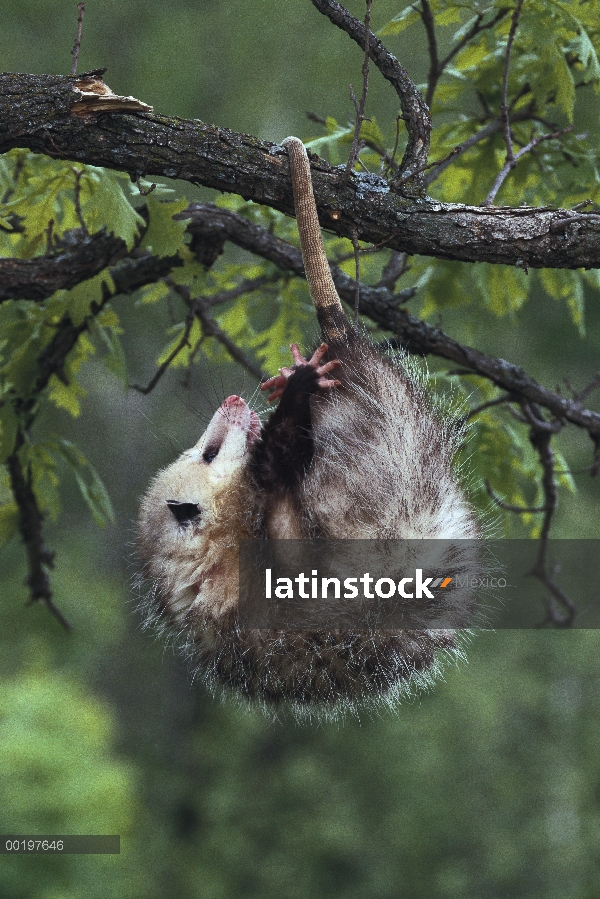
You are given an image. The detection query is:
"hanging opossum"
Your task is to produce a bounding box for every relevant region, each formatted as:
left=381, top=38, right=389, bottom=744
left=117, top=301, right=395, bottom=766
left=137, top=137, right=480, bottom=716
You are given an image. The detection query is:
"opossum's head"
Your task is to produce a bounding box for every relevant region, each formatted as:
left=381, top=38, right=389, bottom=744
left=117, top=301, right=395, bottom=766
left=138, top=396, right=261, bottom=619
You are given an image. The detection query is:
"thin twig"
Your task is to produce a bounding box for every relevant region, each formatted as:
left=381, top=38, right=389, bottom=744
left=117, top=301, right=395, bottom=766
left=484, top=126, right=573, bottom=206
left=131, top=273, right=281, bottom=393
left=465, top=393, right=514, bottom=421
left=131, top=303, right=195, bottom=395
left=166, top=279, right=264, bottom=381
left=70, top=3, right=85, bottom=76
left=440, top=9, right=510, bottom=73
left=520, top=399, right=563, bottom=433
left=484, top=480, right=546, bottom=514
left=420, top=1, right=439, bottom=110
left=425, top=104, right=536, bottom=186
left=343, top=0, right=372, bottom=184
left=136, top=176, right=156, bottom=197
left=44, top=219, right=54, bottom=257
left=500, top=0, right=525, bottom=162
left=71, top=167, right=88, bottom=233
left=572, top=371, right=600, bottom=404
left=376, top=251, right=409, bottom=291
left=181, top=335, right=205, bottom=389
left=525, top=405, right=576, bottom=626
left=307, top=110, right=397, bottom=172
left=349, top=227, right=361, bottom=324
left=381, top=115, right=402, bottom=177
left=310, top=0, right=431, bottom=191
left=206, top=274, right=281, bottom=308
left=195, top=299, right=264, bottom=381
left=422, top=3, right=511, bottom=110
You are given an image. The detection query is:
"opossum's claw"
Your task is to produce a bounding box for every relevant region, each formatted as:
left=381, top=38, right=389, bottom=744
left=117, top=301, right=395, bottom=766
left=260, top=372, right=289, bottom=402
left=261, top=343, right=341, bottom=402
left=304, top=343, right=341, bottom=389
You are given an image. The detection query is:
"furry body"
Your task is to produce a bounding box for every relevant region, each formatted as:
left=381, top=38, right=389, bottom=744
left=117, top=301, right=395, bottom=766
left=137, top=138, right=480, bottom=714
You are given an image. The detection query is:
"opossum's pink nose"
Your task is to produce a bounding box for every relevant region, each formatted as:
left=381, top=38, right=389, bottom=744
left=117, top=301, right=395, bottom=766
left=219, top=396, right=261, bottom=447
left=222, top=395, right=246, bottom=409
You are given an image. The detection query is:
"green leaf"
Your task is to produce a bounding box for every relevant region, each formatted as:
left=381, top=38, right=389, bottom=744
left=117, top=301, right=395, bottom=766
left=0, top=302, right=47, bottom=399
left=378, top=5, right=421, bottom=37
left=47, top=333, right=96, bottom=417
left=472, top=264, right=529, bottom=316
left=138, top=280, right=170, bottom=305
left=536, top=42, right=575, bottom=121
left=50, top=438, right=114, bottom=528
left=567, top=27, right=600, bottom=83
left=461, top=414, right=542, bottom=536
left=23, top=442, right=61, bottom=522
left=244, top=279, right=314, bottom=375
left=78, top=168, right=144, bottom=249
left=94, top=323, right=128, bottom=384
left=305, top=122, right=354, bottom=163
left=47, top=375, right=87, bottom=418
left=156, top=317, right=201, bottom=369
left=140, top=196, right=190, bottom=257
left=553, top=446, right=576, bottom=494
left=54, top=270, right=115, bottom=328
left=538, top=269, right=585, bottom=334
left=435, top=7, right=462, bottom=27
left=359, top=117, right=384, bottom=147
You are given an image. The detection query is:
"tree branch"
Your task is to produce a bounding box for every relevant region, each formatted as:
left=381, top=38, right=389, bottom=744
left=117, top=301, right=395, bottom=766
left=6, top=434, right=70, bottom=629
left=525, top=404, right=577, bottom=627
left=183, top=203, right=600, bottom=447
left=0, top=229, right=126, bottom=301
left=420, top=0, right=439, bottom=111
left=166, top=280, right=264, bottom=381
left=2, top=198, right=597, bottom=450
left=3, top=74, right=600, bottom=268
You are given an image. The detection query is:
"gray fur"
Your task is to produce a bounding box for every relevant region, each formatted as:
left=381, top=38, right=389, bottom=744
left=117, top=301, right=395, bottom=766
left=137, top=139, right=480, bottom=718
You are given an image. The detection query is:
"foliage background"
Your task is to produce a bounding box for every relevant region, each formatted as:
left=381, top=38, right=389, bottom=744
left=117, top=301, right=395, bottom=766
left=1, top=1, right=599, bottom=897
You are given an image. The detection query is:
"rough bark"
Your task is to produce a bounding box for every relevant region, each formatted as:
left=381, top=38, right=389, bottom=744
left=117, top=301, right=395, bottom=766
left=2, top=73, right=600, bottom=269
left=0, top=229, right=126, bottom=301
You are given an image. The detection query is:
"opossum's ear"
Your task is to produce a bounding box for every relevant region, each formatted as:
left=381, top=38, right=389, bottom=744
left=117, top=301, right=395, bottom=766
left=166, top=500, right=201, bottom=525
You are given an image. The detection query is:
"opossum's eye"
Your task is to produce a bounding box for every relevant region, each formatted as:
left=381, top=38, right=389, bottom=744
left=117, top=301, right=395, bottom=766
left=166, top=500, right=202, bottom=525
left=202, top=446, right=219, bottom=463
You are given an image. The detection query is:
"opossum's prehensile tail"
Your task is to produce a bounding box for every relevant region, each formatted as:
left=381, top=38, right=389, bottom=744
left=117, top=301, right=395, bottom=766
left=282, top=136, right=349, bottom=343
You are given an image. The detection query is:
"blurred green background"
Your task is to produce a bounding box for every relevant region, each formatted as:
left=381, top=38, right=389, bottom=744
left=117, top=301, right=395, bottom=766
left=1, top=1, right=600, bottom=897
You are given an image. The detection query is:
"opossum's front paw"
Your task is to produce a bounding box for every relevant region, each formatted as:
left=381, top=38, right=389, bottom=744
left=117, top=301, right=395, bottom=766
left=261, top=343, right=341, bottom=402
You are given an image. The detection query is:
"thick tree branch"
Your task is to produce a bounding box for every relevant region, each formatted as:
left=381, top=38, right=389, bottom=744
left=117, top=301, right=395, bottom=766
left=183, top=203, right=600, bottom=445
left=4, top=74, right=600, bottom=268
left=0, top=241, right=181, bottom=303
left=0, top=229, right=126, bottom=301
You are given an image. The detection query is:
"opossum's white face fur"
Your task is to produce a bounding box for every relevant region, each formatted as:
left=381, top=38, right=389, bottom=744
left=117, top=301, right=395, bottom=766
left=138, top=395, right=261, bottom=624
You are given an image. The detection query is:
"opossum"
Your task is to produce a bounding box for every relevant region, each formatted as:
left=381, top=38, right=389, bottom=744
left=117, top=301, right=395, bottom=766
left=137, top=137, right=480, bottom=716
